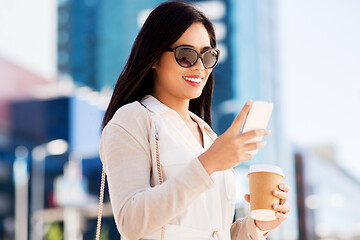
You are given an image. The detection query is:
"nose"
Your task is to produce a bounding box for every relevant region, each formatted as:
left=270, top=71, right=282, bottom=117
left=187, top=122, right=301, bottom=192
left=192, top=57, right=206, bottom=70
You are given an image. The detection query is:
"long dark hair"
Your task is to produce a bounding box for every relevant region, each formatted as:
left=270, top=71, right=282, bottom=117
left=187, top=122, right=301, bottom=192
left=102, top=1, right=217, bottom=129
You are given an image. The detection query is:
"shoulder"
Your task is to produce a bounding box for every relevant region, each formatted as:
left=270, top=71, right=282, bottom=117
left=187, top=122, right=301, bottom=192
left=105, top=101, right=151, bottom=135
left=112, top=101, right=148, bottom=122
left=100, top=101, right=152, bottom=166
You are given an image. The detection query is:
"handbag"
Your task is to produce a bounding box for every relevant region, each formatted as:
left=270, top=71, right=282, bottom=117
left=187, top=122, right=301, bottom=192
left=95, top=130, right=166, bottom=240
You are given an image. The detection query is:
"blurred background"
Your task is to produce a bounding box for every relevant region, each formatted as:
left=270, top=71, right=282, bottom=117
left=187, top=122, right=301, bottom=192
left=0, top=0, right=359, bottom=239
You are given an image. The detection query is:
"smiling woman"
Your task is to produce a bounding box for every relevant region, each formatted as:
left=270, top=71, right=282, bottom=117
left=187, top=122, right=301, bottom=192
left=99, top=1, right=289, bottom=240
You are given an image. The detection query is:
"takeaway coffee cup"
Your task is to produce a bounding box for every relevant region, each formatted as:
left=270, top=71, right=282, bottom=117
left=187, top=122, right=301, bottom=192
left=248, top=164, right=285, bottom=221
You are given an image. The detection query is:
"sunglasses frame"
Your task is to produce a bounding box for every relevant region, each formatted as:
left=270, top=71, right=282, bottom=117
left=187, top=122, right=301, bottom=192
left=165, top=45, right=220, bottom=69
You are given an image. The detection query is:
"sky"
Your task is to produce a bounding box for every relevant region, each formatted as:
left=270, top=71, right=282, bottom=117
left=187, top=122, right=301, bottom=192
left=0, top=0, right=57, bottom=80
left=276, top=0, right=360, bottom=180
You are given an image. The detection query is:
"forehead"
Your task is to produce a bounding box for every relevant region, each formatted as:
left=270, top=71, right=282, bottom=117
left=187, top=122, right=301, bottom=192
left=171, top=22, right=211, bottom=50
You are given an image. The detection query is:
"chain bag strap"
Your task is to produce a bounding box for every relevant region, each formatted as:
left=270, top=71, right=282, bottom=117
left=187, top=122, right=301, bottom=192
left=96, top=167, right=106, bottom=240
left=96, top=126, right=165, bottom=240
left=155, top=130, right=166, bottom=240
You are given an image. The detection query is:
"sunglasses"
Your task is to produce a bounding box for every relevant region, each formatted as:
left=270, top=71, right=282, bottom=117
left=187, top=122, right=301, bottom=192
left=165, top=45, right=220, bottom=69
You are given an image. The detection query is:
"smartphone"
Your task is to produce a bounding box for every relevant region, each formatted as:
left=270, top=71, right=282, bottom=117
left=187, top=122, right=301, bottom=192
left=242, top=101, right=274, bottom=155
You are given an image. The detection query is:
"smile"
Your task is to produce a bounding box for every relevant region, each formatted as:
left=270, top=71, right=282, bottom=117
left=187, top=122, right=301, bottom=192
left=183, top=76, right=202, bottom=83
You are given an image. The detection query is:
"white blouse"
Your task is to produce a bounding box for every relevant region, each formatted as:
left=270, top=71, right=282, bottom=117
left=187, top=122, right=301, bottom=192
left=100, top=95, right=268, bottom=240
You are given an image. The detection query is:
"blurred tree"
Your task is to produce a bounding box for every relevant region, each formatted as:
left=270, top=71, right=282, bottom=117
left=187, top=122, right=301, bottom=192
left=95, top=222, right=109, bottom=240
left=46, top=223, right=63, bottom=240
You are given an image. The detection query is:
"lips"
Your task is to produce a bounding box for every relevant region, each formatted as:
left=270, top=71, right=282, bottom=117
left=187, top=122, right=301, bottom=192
left=183, top=75, right=202, bottom=84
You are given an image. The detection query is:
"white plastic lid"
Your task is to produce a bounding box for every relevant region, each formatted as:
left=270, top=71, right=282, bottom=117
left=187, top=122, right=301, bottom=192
left=248, top=164, right=284, bottom=177
left=251, top=209, right=277, bottom=221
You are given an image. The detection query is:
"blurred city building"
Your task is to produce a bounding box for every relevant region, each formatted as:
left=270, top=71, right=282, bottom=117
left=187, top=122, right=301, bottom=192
left=0, top=57, right=55, bottom=131
left=295, top=149, right=360, bottom=240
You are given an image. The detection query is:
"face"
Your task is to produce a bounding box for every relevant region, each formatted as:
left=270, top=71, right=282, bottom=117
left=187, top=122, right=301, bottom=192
left=152, top=22, right=214, bottom=104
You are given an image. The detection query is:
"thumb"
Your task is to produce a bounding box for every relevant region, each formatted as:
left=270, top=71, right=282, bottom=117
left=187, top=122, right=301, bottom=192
left=228, top=100, right=252, bottom=133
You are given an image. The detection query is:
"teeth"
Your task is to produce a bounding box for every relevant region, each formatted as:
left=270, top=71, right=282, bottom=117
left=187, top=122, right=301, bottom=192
left=183, top=76, right=201, bottom=83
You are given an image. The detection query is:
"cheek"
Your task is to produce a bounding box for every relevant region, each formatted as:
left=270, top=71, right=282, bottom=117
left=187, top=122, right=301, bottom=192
left=157, top=57, right=181, bottom=75
left=205, top=69, right=213, bottom=79
left=153, top=59, right=183, bottom=87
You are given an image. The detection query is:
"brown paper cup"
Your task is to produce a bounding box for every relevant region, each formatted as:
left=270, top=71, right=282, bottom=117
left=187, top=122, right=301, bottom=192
left=248, top=164, right=284, bottom=221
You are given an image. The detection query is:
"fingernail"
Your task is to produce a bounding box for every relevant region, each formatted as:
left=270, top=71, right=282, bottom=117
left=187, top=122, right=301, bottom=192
left=246, top=100, right=252, bottom=106
left=274, top=190, right=279, bottom=195
left=273, top=204, right=280, bottom=210
left=266, top=130, right=272, bottom=134
left=279, top=184, right=284, bottom=189
left=258, top=141, right=267, bottom=148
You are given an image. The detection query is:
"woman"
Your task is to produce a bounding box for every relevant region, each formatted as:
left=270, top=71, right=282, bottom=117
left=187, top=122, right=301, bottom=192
left=100, top=1, right=290, bottom=239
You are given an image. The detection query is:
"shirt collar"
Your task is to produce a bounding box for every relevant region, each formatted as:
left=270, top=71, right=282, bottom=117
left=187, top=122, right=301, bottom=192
left=140, top=94, right=174, bottom=115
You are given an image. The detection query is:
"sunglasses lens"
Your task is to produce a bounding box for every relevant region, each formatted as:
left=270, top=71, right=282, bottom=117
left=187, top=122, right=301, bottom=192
left=203, top=49, right=218, bottom=68
left=174, top=47, right=219, bottom=68
left=176, top=48, right=197, bottom=67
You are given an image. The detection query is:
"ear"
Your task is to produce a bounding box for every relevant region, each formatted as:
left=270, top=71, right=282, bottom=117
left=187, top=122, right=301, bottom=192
left=152, top=60, right=159, bottom=69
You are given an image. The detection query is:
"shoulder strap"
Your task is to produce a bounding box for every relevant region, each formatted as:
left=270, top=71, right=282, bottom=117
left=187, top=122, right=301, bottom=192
left=155, top=134, right=166, bottom=240
left=142, top=101, right=166, bottom=239
left=95, top=167, right=106, bottom=240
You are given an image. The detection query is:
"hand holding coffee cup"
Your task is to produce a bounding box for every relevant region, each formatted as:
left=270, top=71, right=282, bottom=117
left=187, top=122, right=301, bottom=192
left=247, top=164, right=289, bottom=224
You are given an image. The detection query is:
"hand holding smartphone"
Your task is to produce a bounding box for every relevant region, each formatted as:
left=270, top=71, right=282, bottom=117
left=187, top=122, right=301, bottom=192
left=242, top=101, right=274, bottom=155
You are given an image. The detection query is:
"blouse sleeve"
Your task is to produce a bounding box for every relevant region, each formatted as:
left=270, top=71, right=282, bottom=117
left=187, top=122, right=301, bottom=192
left=230, top=216, right=270, bottom=240
left=100, top=117, right=215, bottom=239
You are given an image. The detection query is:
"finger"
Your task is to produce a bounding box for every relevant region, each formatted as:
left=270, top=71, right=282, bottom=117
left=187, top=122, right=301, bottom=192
left=239, top=129, right=271, bottom=142
left=228, top=100, right=252, bottom=133
left=273, top=204, right=290, bottom=214
left=278, top=183, right=290, bottom=192
left=244, top=194, right=250, bottom=203
left=237, top=153, right=253, bottom=162
left=275, top=212, right=288, bottom=222
left=273, top=190, right=288, bottom=202
left=237, top=141, right=267, bottom=153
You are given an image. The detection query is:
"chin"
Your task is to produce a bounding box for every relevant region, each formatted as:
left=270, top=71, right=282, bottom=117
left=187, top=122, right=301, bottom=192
left=187, top=91, right=203, bottom=100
